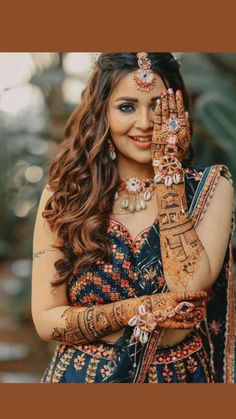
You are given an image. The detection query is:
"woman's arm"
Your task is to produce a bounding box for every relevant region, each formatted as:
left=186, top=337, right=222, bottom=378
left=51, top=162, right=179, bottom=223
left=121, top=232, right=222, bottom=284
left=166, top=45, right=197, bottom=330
left=156, top=176, right=233, bottom=292
left=32, top=186, right=206, bottom=346
left=152, top=89, right=234, bottom=293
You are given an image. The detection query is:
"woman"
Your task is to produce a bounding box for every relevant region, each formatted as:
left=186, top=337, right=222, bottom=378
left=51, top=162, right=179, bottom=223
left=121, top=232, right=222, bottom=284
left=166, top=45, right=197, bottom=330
left=32, top=52, right=235, bottom=383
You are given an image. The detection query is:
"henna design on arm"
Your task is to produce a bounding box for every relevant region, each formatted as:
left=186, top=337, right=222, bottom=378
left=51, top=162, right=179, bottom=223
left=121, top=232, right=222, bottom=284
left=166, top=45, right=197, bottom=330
left=156, top=182, right=204, bottom=289
left=152, top=89, right=205, bottom=290
left=50, top=291, right=206, bottom=345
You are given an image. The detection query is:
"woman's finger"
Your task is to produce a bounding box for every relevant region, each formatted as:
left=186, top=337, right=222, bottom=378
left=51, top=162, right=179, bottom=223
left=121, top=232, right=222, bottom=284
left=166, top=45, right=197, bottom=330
left=167, top=88, right=177, bottom=118
left=153, top=98, right=162, bottom=132
left=175, top=309, right=205, bottom=322
left=160, top=319, right=196, bottom=329
left=176, top=90, right=185, bottom=119
left=176, top=290, right=207, bottom=302
left=161, top=90, right=169, bottom=123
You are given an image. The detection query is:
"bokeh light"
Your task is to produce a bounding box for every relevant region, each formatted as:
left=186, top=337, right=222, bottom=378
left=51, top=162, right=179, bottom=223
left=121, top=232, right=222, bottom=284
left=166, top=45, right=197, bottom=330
left=63, top=52, right=92, bottom=76
left=24, top=165, right=43, bottom=183
left=0, top=84, right=44, bottom=115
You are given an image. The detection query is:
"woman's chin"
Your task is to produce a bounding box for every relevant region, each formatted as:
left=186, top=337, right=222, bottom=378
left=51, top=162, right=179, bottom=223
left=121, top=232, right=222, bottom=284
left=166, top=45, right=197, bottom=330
left=125, top=152, right=152, bottom=165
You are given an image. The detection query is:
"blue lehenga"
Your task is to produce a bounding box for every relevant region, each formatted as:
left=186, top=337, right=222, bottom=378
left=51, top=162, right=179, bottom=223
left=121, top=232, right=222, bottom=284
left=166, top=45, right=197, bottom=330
left=41, top=165, right=235, bottom=383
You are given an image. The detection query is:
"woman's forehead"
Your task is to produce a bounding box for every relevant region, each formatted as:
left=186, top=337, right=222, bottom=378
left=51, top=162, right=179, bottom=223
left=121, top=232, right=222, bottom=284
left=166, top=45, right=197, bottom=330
left=109, top=71, right=166, bottom=101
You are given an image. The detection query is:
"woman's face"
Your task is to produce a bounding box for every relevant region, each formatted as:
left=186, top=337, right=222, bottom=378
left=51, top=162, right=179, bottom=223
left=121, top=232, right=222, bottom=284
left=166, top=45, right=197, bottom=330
left=107, top=71, right=166, bottom=166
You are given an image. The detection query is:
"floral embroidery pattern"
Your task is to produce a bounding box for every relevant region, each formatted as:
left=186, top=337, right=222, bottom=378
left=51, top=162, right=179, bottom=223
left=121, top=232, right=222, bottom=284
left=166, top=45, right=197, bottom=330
left=147, top=365, right=158, bottom=383
left=100, top=363, right=115, bottom=380
left=162, top=364, right=174, bottom=383
left=85, top=357, right=100, bottom=383
left=52, top=347, right=76, bottom=383
left=186, top=356, right=198, bottom=374
left=74, top=352, right=86, bottom=371
left=174, top=360, right=187, bottom=382
left=209, top=320, right=223, bottom=335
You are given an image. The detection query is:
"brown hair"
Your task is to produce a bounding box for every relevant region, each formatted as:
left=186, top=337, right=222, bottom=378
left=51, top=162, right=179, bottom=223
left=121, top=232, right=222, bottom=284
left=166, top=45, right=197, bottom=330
left=43, top=52, right=192, bottom=286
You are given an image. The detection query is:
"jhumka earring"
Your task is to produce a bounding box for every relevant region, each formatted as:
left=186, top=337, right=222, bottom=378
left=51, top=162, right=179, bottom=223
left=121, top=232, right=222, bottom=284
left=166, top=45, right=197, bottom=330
left=107, top=138, right=117, bottom=160
left=133, top=52, right=157, bottom=92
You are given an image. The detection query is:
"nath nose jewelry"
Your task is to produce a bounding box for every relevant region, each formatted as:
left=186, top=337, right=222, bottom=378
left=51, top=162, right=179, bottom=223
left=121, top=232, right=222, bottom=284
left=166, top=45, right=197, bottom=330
left=133, top=52, right=157, bottom=92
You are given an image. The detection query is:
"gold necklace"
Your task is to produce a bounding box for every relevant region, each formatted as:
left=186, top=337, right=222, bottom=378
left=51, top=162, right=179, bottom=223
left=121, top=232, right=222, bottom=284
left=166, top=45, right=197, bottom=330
left=114, top=177, right=155, bottom=213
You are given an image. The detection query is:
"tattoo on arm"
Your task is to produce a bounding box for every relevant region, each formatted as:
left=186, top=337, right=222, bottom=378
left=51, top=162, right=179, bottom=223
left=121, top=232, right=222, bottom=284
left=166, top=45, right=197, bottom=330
left=33, top=250, right=46, bottom=260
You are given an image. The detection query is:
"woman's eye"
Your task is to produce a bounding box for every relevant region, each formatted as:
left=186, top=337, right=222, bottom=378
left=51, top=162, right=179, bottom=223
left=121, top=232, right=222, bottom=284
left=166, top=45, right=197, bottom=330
left=118, top=103, right=156, bottom=112
left=118, top=104, right=135, bottom=112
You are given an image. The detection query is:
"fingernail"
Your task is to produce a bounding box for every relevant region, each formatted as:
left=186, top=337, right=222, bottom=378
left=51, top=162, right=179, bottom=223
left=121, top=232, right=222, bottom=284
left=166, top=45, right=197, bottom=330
left=168, top=88, right=173, bottom=94
left=176, top=90, right=182, bottom=95
left=156, top=99, right=161, bottom=105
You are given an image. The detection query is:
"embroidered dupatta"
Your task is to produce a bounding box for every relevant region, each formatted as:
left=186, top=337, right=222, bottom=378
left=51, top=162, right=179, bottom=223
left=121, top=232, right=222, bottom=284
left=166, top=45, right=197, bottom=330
left=105, top=164, right=235, bottom=383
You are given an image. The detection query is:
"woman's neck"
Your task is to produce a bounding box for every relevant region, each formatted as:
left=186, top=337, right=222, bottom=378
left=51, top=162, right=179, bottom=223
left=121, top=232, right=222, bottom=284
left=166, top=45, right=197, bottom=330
left=116, top=156, right=154, bottom=180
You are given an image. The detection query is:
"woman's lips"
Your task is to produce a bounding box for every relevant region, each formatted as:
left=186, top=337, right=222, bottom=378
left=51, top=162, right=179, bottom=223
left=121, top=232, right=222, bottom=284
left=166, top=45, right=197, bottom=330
left=128, top=135, right=152, bottom=149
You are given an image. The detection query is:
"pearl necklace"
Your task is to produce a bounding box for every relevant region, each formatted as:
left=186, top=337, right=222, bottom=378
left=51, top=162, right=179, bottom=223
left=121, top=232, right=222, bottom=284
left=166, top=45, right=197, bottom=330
left=114, top=177, right=155, bottom=213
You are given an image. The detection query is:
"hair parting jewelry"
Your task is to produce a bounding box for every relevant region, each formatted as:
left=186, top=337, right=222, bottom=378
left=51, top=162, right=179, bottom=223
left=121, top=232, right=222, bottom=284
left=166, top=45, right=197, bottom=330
left=133, top=52, right=157, bottom=92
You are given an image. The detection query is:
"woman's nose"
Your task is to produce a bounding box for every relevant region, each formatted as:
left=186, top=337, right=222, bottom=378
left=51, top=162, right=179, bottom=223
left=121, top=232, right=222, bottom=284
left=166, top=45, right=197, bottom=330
left=135, top=109, right=153, bottom=131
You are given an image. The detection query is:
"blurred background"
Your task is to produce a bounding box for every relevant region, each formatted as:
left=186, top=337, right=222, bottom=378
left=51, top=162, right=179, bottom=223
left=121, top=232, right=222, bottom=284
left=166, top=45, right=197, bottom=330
left=0, top=52, right=235, bottom=383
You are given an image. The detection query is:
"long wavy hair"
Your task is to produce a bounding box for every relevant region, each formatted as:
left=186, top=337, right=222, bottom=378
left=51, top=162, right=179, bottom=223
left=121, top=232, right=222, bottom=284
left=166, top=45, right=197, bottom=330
left=43, top=52, right=192, bottom=286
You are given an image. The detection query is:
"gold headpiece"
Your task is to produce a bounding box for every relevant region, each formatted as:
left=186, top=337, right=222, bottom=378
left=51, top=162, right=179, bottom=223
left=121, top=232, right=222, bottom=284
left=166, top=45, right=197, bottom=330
left=133, top=52, right=157, bottom=92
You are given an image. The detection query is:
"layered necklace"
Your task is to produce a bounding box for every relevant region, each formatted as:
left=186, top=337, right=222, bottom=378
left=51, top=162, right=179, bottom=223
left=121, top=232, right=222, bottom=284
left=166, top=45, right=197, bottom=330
left=114, top=177, right=155, bottom=213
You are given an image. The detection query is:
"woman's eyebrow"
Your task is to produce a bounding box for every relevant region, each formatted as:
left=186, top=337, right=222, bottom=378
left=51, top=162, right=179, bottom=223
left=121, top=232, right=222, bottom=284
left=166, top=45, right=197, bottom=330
left=115, top=96, right=161, bottom=102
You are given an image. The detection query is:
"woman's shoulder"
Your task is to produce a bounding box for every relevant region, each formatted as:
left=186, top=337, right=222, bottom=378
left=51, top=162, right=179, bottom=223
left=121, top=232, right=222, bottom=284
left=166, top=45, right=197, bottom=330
left=184, top=164, right=234, bottom=225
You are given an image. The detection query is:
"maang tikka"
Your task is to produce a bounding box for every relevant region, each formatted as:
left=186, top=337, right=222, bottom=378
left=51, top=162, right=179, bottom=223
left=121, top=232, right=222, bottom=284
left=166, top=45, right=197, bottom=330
left=133, top=52, right=157, bottom=92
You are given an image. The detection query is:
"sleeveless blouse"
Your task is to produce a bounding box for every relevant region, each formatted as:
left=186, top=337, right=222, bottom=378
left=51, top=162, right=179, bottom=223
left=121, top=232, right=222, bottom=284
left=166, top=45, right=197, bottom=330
left=41, top=165, right=235, bottom=383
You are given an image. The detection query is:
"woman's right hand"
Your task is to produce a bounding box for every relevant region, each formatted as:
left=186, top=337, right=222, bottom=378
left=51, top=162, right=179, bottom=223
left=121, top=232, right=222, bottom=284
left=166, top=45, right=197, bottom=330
left=150, top=290, right=207, bottom=329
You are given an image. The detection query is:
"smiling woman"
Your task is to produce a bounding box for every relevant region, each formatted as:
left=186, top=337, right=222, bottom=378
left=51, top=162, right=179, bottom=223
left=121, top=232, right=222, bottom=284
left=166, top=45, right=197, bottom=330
left=107, top=75, right=163, bottom=163
left=31, top=52, right=235, bottom=383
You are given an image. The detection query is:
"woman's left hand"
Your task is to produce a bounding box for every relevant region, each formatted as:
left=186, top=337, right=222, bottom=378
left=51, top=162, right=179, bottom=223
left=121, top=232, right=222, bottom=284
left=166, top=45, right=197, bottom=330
left=152, top=88, right=191, bottom=163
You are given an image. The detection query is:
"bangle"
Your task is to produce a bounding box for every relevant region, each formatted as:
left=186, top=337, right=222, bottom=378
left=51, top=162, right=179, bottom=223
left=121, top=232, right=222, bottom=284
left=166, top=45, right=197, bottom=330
left=128, top=302, right=195, bottom=344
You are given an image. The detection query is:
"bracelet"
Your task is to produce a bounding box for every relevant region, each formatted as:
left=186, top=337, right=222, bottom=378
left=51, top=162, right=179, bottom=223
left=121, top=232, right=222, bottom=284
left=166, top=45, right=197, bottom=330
left=128, top=302, right=195, bottom=344
left=153, top=155, right=184, bottom=187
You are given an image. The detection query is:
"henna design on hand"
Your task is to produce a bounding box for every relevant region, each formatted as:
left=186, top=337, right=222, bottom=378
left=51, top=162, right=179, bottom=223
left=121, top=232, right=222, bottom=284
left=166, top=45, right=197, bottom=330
left=150, top=291, right=206, bottom=329
left=152, top=89, right=190, bottom=164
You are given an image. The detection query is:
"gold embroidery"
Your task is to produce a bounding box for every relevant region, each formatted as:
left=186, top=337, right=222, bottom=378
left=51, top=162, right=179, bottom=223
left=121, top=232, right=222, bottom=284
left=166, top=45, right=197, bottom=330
left=52, top=347, right=76, bottom=383
left=174, top=360, right=187, bottom=382
left=186, top=355, right=198, bottom=374
left=85, top=357, right=100, bottom=383
left=74, top=352, right=86, bottom=371
left=147, top=365, right=158, bottom=383
left=41, top=345, right=61, bottom=383
left=100, top=362, right=115, bottom=380
left=196, top=348, right=214, bottom=383
left=162, top=364, right=174, bottom=383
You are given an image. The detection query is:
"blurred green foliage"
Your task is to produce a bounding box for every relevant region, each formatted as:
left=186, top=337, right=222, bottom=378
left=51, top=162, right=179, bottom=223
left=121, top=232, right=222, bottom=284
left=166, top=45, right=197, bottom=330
left=180, top=53, right=236, bottom=179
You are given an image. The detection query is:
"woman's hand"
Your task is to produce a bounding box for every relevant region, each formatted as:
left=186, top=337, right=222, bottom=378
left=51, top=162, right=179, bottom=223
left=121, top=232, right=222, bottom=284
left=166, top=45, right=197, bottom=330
left=128, top=290, right=207, bottom=343
left=152, top=88, right=190, bottom=163
left=150, top=290, right=206, bottom=329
